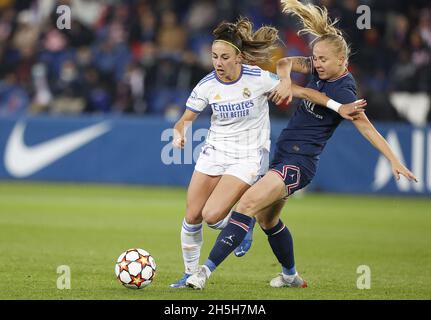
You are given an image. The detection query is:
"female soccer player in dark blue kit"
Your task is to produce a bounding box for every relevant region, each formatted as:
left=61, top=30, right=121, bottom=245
left=185, top=0, right=418, bottom=289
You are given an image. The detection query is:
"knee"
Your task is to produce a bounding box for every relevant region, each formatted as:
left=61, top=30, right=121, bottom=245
left=256, top=214, right=279, bottom=230
left=185, top=205, right=203, bottom=225
left=236, top=193, right=260, bottom=215
left=201, top=206, right=224, bottom=227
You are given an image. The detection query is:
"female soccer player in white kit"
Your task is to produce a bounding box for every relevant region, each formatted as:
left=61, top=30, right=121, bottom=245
left=170, top=18, right=365, bottom=288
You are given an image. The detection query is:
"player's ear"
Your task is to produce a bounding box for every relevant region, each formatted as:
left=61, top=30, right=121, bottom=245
left=236, top=52, right=243, bottom=64
left=338, top=55, right=345, bottom=67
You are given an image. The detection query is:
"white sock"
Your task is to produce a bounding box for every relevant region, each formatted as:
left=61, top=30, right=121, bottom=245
left=202, top=265, right=211, bottom=279
left=282, top=272, right=298, bottom=282
left=181, top=219, right=203, bottom=274
left=207, top=211, right=232, bottom=230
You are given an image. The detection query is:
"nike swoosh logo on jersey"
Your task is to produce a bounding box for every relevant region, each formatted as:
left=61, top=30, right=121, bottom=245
left=4, top=121, right=112, bottom=178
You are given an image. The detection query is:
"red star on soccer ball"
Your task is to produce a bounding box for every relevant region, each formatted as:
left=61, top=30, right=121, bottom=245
left=130, top=274, right=145, bottom=288
left=138, top=255, right=148, bottom=266
left=118, top=257, right=129, bottom=273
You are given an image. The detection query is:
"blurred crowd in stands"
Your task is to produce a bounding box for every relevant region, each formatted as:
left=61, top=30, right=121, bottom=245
left=0, top=0, right=430, bottom=123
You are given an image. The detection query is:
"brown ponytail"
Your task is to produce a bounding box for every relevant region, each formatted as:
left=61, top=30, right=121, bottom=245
left=213, top=17, right=280, bottom=65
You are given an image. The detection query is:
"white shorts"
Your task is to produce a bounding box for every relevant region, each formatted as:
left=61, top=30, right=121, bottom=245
left=194, top=144, right=269, bottom=185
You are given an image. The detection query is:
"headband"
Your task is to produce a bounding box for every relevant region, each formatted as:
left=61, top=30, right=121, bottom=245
left=214, top=39, right=242, bottom=53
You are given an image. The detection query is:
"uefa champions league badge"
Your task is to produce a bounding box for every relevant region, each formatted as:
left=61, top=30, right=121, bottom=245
left=269, top=72, right=280, bottom=80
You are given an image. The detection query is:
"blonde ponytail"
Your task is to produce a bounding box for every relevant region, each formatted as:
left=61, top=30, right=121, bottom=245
left=280, top=0, right=350, bottom=63
left=281, top=0, right=342, bottom=37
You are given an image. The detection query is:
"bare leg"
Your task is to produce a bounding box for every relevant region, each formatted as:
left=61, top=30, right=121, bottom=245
left=180, top=171, right=221, bottom=276
left=201, top=174, right=251, bottom=225
left=255, top=199, right=287, bottom=230
left=236, top=171, right=286, bottom=217
left=185, top=170, right=221, bottom=224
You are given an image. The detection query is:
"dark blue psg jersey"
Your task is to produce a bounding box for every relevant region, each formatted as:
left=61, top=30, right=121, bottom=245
left=275, top=66, right=357, bottom=159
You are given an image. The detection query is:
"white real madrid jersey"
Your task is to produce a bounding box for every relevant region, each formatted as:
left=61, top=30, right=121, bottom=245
left=185, top=64, right=280, bottom=157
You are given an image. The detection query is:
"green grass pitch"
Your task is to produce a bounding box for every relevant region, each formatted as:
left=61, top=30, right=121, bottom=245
left=0, top=181, right=430, bottom=300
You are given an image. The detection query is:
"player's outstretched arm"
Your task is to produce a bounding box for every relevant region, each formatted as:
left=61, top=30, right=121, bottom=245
left=291, top=84, right=367, bottom=120
left=352, top=112, right=418, bottom=182
left=172, top=109, right=199, bottom=149
left=270, top=57, right=366, bottom=120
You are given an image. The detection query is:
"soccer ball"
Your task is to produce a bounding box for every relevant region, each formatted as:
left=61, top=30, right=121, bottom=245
left=114, top=248, right=156, bottom=289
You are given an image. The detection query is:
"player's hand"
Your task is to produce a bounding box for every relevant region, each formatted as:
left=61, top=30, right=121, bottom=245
left=269, top=78, right=293, bottom=105
left=339, top=99, right=367, bottom=121
left=391, top=161, right=418, bottom=183
left=172, top=130, right=186, bottom=149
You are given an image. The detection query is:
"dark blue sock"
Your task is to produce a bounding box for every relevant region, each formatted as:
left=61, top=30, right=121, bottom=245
left=262, top=219, right=296, bottom=275
left=205, top=211, right=253, bottom=271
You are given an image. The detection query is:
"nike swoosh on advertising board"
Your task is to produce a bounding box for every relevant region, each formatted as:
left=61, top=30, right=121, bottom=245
left=4, top=121, right=112, bottom=178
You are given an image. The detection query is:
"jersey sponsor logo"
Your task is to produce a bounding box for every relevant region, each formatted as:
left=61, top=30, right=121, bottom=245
left=4, top=121, right=111, bottom=178
left=303, top=100, right=323, bottom=120
left=211, top=100, right=255, bottom=119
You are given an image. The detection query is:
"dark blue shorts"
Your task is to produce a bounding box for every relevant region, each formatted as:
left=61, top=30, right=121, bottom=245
left=269, top=154, right=317, bottom=198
